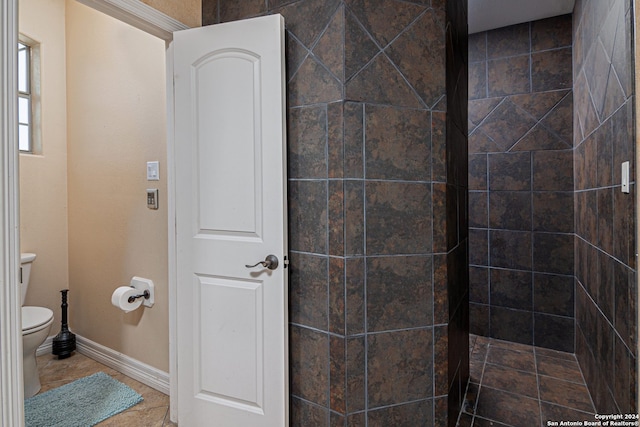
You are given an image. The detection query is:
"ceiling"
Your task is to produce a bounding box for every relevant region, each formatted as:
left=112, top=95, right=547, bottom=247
left=468, top=0, right=576, bottom=34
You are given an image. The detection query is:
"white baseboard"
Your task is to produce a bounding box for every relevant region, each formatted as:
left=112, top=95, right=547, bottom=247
left=37, top=334, right=169, bottom=395
left=36, top=336, right=53, bottom=356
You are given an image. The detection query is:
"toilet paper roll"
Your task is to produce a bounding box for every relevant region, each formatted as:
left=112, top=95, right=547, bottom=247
left=111, top=286, right=143, bottom=313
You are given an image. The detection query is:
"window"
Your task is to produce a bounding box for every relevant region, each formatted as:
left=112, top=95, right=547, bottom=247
left=17, top=38, right=40, bottom=154
left=18, top=42, right=31, bottom=152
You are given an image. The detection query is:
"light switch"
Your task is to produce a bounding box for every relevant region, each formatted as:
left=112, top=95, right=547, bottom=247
left=147, top=161, right=159, bottom=181
left=622, top=161, right=630, bottom=194
left=147, top=189, right=159, bottom=209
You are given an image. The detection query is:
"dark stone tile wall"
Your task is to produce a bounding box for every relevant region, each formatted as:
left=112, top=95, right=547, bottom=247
left=573, top=0, right=637, bottom=414
left=468, top=15, right=576, bottom=351
left=206, top=1, right=468, bottom=426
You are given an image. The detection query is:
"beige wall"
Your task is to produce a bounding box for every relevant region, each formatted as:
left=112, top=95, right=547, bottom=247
left=20, top=0, right=171, bottom=372
left=65, top=0, right=169, bottom=371
left=140, top=0, right=201, bottom=27
left=19, top=0, right=196, bottom=375
left=19, top=0, right=69, bottom=329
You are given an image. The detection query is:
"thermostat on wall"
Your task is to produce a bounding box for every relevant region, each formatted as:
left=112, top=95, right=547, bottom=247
left=147, top=189, right=159, bottom=210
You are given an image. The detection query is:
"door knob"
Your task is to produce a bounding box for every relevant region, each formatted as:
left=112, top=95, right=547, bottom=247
left=245, top=254, right=279, bottom=270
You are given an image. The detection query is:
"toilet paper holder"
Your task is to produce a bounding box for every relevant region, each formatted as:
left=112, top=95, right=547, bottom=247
left=129, top=277, right=155, bottom=308
left=128, top=289, right=150, bottom=304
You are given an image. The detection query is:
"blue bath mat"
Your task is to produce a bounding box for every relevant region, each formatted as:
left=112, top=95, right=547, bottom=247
left=24, top=371, right=143, bottom=427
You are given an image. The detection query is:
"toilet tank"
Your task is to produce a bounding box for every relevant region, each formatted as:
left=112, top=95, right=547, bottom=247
left=20, top=253, right=36, bottom=306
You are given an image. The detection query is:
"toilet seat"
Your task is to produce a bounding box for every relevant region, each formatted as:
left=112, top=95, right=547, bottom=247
left=22, top=306, right=54, bottom=334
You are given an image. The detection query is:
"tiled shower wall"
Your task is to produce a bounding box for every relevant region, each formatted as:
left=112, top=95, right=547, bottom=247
left=573, top=0, right=637, bottom=413
left=205, top=0, right=468, bottom=425
left=468, top=15, right=576, bottom=351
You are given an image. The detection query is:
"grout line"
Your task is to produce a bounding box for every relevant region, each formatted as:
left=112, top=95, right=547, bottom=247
left=486, top=153, right=492, bottom=336
left=536, top=371, right=592, bottom=386
left=484, top=32, right=489, bottom=98
left=483, top=360, right=537, bottom=376
left=537, top=398, right=596, bottom=415
left=472, top=414, right=515, bottom=427
left=477, top=383, right=541, bottom=403
left=574, top=328, right=599, bottom=413
left=467, top=263, right=575, bottom=278
left=533, top=345, right=545, bottom=425
left=527, top=22, right=533, bottom=94
left=362, top=103, right=368, bottom=427
left=475, top=338, right=491, bottom=409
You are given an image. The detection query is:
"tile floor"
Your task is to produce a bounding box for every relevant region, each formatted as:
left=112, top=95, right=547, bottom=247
left=458, top=335, right=596, bottom=427
left=35, top=352, right=176, bottom=426
left=33, top=338, right=597, bottom=427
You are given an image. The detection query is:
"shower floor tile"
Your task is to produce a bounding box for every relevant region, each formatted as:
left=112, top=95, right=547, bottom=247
left=459, top=335, right=596, bottom=427
left=36, top=352, right=177, bottom=426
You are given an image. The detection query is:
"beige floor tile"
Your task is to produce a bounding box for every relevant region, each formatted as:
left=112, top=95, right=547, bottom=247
left=95, top=406, right=167, bottom=427
left=35, top=351, right=174, bottom=426
left=111, top=372, right=170, bottom=410
left=163, top=410, right=179, bottom=427
left=37, top=353, right=120, bottom=384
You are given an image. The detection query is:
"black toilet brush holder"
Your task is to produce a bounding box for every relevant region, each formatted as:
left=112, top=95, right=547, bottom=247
left=52, top=289, right=76, bottom=359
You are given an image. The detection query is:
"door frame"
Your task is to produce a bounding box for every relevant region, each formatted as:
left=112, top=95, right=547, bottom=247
left=0, top=1, right=23, bottom=424
left=0, top=1, right=187, bottom=424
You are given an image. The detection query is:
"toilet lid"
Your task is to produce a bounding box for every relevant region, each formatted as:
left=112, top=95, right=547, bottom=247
left=22, top=306, right=54, bottom=333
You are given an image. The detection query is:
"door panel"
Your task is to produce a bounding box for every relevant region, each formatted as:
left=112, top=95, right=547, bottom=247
left=194, top=51, right=262, bottom=236
left=196, top=275, right=263, bottom=409
left=173, top=14, right=288, bottom=427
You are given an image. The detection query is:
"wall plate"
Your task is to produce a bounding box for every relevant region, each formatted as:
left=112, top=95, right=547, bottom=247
left=147, top=161, right=159, bottom=181
left=130, top=276, right=154, bottom=308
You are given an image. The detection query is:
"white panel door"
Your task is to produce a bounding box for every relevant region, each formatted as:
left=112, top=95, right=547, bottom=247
left=173, top=15, right=288, bottom=427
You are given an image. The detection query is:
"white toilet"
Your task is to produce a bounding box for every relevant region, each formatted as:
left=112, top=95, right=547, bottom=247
left=20, top=253, right=54, bottom=398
